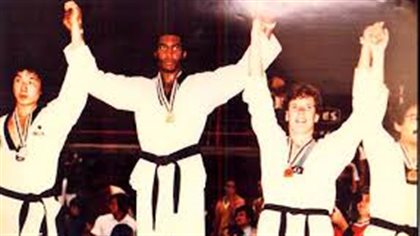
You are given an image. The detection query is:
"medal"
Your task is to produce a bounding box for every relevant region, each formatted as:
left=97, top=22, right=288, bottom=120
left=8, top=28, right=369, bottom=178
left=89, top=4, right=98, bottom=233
left=406, top=169, right=417, bottom=184
left=157, top=73, right=180, bottom=124
left=283, top=167, right=294, bottom=177
left=13, top=111, right=32, bottom=162
left=16, top=145, right=27, bottom=162
left=166, top=112, right=175, bottom=123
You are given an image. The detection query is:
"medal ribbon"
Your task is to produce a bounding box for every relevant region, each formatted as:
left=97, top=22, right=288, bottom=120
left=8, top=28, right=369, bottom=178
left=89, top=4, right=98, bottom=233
left=400, top=144, right=417, bottom=170
left=13, top=111, right=32, bottom=150
left=157, top=72, right=180, bottom=114
left=287, top=138, right=315, bottom=167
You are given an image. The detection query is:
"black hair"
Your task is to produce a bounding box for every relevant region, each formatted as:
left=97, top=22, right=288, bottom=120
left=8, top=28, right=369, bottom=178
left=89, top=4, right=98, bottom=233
left=110, top=224, right=134, bottom=236
left=234, top=205, right=255, bottom=223
left=109, top=193, right=130, bottom=215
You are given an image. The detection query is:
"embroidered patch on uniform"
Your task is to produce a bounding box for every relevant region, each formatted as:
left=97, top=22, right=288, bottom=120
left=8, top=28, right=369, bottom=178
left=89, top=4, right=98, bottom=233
left=33, top=125, right=45, bottom=136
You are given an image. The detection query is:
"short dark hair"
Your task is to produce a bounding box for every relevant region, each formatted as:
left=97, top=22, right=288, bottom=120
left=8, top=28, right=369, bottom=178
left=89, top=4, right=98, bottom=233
left=109, top=193, right=130, bottom=215
left=13, top=67, right=43, bottom=84
left=234, top=205, right=254, bottom=221
left=285, top=83, right=323, bottom=113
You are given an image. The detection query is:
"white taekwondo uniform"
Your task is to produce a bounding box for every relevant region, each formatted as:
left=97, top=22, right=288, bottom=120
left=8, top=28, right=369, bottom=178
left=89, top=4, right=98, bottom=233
left=242, top=67, right=388, bottom=236
left=0, top=46, right=89, bottom=235
left=363, top=111, right=417, bottom=236
left=65, top=33, right=281, bottom=235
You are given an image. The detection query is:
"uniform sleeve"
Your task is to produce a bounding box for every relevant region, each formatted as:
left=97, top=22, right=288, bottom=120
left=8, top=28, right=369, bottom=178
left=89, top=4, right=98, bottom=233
left=242, top=75, right=288, bottom=184
left=90, top=216, right=102, bottom=236
left=198, top=34, right=282, bottom=113
left=320, top=67, right=389, bottom=178
left=64, top=44, right=147, bottom=112
left=35, top=45, right=89, bottom=144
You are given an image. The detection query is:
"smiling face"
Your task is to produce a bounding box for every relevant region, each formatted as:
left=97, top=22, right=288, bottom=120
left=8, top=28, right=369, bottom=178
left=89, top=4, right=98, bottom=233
left=154, top=34, right=187, bottom=74
left=12, top=69, right=42, bottom=107
left=286, top=96, right=319, bottom=136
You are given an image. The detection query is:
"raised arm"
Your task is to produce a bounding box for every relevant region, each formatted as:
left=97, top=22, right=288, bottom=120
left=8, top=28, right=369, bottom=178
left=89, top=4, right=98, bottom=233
left=360, top=22, right=397, bottom=163
left=196, top=18, right=282, bottom=113
left=63, top=1, right=145, bottom=112
left=242, top=19, right=288, bottom=187
left=320, top=22, right=389, bottom=178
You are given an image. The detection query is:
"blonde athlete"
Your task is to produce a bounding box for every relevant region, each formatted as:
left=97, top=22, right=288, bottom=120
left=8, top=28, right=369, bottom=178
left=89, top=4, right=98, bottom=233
left=242, top=22, right=388, bottom=236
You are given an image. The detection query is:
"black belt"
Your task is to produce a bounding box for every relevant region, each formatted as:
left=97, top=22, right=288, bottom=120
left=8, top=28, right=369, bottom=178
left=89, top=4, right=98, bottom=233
left=139, top=144, right=200, bottom=230
left=370, top=217, right=418, bottom=236
left=0, top=186, right=56, bottom=236
left=263, top=203, right=330, bottom=236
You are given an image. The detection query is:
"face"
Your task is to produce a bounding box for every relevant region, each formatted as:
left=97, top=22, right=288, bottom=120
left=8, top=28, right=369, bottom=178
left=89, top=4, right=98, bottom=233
left=69, top=205, right=80, bottom=217
left=395, top=105, right=418, bottom=145
left=235, top=211, right=250, bottom=228
left=154, top=34, right=186, bottom=74
left=13, top=70, right=42, bottom=107
left=109, top=198, right=119, bottom=215
left=286, top=96, right=319, bottom=135
left=224, top=181, right=236, bottom=196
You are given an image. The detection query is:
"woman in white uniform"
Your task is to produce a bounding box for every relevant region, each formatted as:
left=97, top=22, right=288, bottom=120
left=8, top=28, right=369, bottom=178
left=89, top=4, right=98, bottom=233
left=62, top=1, right=281, bottom=235
left=242, top=22, right=389, bottom=236
left=0, top=4, right=90, bottom=234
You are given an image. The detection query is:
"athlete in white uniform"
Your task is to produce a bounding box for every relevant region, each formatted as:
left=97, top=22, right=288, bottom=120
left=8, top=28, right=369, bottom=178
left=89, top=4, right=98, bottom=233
left=361, top=23, right=417, bottom=236
left=242, top=22, right=388, bottom=236
left=0, top=7, right=89, bottom=234
left=63, top=1, right=281, bottom=235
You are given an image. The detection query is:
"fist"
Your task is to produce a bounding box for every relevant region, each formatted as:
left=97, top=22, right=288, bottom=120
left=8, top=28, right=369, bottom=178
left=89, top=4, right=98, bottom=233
left=360, top=21, right=389, bottom=51
left=63, top=1, right=82, bottom=32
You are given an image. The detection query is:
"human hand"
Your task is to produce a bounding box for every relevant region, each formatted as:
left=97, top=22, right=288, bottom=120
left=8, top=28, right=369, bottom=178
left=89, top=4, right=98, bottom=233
left=360, top=21, right=389, bottom=55
left=63, top=1, right=83, bottom=34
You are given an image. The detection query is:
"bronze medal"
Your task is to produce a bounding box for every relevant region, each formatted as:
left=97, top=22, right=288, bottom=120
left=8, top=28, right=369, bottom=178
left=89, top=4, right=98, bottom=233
left=283, top=167, right=294, bottom=178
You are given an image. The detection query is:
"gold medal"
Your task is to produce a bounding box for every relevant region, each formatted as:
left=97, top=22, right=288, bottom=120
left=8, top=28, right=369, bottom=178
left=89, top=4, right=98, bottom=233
left=283, top=167, right=294, bottom=178
left=166, top=112, right=175, bottom=123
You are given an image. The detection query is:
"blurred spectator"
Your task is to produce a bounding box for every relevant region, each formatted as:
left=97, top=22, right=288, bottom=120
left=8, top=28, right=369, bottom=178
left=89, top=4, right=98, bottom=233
left=110, top=224, right=134, bottom=236
left=251, top=181, right=264, bottom=223
left=226, top=205, right=257, bottom=236
left=268, top=75, right=289, bottom=129
left=212, top=180, right=245, bottom=236
left=332, top=207, right=353, bottom=236
left=268, top=75, right=287, bottom=110
left=350, top=193, right=370, bottom=236
left=65, top=197, right=88, bottom=236
left=90, top=193, right=136, bottom=236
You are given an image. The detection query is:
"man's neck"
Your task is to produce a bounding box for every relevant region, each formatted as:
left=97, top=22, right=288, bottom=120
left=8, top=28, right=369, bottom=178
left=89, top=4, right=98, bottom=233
left=113, top=212, right=126, bottom=222
left=289, top=133, right=313, bottom=148
left=15, top=104, right=37, bottom=118
left=160, top=70, right=179, bottom=98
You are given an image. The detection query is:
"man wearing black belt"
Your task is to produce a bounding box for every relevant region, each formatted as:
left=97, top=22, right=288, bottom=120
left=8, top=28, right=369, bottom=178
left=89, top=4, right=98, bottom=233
left=242, top=21, right=389, bottom=235
left=0, top=7, right=89, bottom=234
left=63, top=1, right=281, bottom=235
left=362, top=23, right=417, bottom=236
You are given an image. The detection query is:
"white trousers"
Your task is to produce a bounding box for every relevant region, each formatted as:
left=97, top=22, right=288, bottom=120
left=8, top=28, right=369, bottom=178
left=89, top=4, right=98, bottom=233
left=0, top=194, right=61, bottom=236
left=257, top=210, right=334, bottom=236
